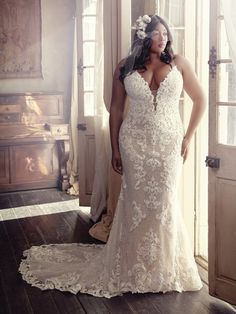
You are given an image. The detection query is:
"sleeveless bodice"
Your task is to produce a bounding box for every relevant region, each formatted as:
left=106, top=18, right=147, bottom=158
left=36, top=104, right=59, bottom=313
left=120, top=66, right=184, bottom=150
left=123, top=66, right=183, bottom=135
left=124, top=66, right=182, bottom=113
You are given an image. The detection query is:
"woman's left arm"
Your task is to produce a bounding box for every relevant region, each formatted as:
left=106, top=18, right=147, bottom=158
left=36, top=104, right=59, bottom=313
left=175, top=55, right=207, bottom=162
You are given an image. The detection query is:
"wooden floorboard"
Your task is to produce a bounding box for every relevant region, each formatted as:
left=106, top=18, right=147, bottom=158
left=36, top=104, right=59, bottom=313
left=143, top=289, right=211, bottom=314
left=77, top=294, right=112, bottom=314
left=0, top=188, right=77, bottom=210
left=61, top=210, right=100, bottom=244
left=123, top=292, right=162, bottom=314
left=0, top=270, right=11, bottom=314
left=101, top=295, right=136, bottom=314
left=0, top=189, right=236, bottom=314
left=0, top=195, right=11, bottom=210
left=0, top=221, right=34, bottom=314
left=50, top=290, right=86, bottom=314
left=3, top=218, right=60, bottom=314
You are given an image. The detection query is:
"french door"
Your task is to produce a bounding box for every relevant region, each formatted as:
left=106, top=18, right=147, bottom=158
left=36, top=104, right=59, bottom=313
left=76, top=0, right=97, bottom=205
left=208, top=0, right=236, bottom=305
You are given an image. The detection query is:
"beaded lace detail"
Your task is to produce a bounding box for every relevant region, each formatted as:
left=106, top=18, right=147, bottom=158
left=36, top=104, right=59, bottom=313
left=19, top=65, right=203, bottom=298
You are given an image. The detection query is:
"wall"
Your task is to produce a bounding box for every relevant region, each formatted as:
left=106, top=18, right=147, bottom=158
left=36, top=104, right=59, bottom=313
left=0, top=0, right=75, bottom=122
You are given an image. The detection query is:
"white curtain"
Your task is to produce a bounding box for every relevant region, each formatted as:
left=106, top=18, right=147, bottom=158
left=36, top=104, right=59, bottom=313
left=221, top=0, right=236, bottom=72
left=67, top=17, right=79, bottom=195
left=90, top=0, right=111, bottom=222
left=90, top=0, right=131, bottom=225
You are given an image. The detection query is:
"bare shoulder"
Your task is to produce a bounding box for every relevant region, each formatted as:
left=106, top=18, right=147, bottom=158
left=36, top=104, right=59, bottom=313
left=113, top=58, right=126, bottom=79
left=118, top=58, right=126, bottom=67
left=173, top=54, right=194, bottom=73
left=174, top=54, right=204, bottom=97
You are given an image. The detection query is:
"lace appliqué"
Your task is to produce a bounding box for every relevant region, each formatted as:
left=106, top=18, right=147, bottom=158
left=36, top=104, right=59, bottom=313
left=19, top=65, right=203, bottom=298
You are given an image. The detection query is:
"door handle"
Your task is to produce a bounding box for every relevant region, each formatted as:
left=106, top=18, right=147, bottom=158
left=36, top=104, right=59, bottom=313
left=77, top=123, right=87, bottom=131
left=77, top=58, right=87, bottom=76
left=205, top=156, right=220, bottom=169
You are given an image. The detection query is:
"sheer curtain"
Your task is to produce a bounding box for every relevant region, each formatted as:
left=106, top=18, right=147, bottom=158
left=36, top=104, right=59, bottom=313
left=67, top=17, right=79, bottom=196
left=90, top=0, right=122, bottom=224
left=221, top=0, right=236, bottom=71
left=90, top=0, right=110, bottom=223
left=89, top=0, right=131, bottom=241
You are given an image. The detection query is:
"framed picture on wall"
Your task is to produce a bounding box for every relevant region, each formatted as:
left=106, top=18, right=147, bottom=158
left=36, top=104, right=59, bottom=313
left=0, top=0, right=42, bottom=79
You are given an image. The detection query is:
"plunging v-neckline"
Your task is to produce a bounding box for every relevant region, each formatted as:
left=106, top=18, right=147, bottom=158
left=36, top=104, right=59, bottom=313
left=135, top=65, right=176, bottom=97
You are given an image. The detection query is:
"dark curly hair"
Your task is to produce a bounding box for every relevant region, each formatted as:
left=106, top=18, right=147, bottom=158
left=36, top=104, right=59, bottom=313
left=119, top=15, right=174, bottom=82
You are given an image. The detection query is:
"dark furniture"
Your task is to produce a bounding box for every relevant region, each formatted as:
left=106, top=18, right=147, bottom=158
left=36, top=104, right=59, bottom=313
left=0, top=92, right=70, bottom=192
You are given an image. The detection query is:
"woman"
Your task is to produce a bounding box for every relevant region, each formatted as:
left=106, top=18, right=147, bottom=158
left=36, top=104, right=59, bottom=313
left=19, top=15, right=205, bottom=298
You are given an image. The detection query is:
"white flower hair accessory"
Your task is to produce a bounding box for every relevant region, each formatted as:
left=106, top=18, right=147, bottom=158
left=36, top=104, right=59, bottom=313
left=132, top=15, right=152, bottom=40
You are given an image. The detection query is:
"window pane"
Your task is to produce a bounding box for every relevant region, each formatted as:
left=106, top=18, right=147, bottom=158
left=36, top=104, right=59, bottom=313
left=83, top=68, right=95, bottom=91
left=83, top=16, right=96, bottom=40
left=83, top=42, right=95, bottom=66
left=218, top=63, right=236, bottom=102
left=218, top=106, right=236, bottom=145
left=171, top=29, right=184, bottom=54
left=169, top=0, right=185, bottom=26
left=83, top=0, right=96, bottom=15
left=84, top=92, right=95, bottom=116
left=219, top=19, right=230, bottom=59
left=159, top=0, right=184, bottom=26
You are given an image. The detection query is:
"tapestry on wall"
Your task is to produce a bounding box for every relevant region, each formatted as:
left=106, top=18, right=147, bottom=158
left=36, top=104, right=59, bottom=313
left=0, top=0, right=42, bottom=78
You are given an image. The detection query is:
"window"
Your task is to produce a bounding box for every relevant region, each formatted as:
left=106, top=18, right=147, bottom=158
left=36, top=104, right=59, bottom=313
left=80, top=0, right=97, bottom=116
left=218, top=16, right=236, bottom=145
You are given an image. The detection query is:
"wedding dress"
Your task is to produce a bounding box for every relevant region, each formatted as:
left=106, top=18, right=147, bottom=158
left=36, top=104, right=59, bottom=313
left=19, top=65, right=203, bottom=298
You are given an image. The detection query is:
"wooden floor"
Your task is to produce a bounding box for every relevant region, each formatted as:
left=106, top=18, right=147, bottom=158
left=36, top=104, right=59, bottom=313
left=0, top=188, right=78, bottom=210
left=0, top=189, right=235, bottom=314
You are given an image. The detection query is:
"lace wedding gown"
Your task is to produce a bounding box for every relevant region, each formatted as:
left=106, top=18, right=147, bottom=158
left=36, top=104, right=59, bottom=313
left=19, top=65, right=203, bottom=298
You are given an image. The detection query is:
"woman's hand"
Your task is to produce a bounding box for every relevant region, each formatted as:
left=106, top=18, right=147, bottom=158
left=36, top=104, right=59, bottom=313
left=112, top=151, right=123, bottom=175
left=181, top=137, right=190, bottom=163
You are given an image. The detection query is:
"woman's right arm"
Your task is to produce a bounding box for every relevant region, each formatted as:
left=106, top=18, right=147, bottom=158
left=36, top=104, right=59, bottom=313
left=109, top=63, right=127, bottom=174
